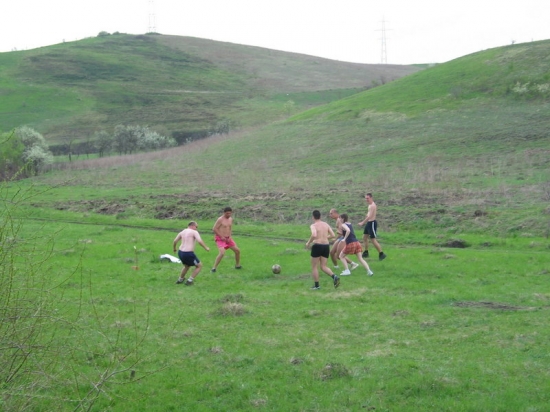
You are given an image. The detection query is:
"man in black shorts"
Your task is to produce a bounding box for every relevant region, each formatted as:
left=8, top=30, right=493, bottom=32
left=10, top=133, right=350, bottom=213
left=358, top=193, right=387, bottom=261
left=305, top=210, right=340, bottom=290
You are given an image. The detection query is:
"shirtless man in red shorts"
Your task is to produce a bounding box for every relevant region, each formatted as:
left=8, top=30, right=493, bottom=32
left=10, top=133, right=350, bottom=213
left=211, top=207, right=241, bottom=272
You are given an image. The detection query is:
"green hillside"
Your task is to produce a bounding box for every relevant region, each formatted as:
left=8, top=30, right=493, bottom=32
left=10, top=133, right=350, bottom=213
left=5, top=39, right=550, bottom=238
left=0, top=33, right=420, bottom=144
left=293, top=39, right=550, bottom=120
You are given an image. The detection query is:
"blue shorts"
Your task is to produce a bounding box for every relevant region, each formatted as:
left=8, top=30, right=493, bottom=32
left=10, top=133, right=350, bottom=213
left=178, top=250, right=200, bottom=267
left=363, top=221, right=378, bottom=239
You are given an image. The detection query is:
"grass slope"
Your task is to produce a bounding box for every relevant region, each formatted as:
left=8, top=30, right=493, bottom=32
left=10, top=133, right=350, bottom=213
left=292, top=39, right=550, bottom=120
left=0, top=33, right=420, bottom=144
left=19, top=40, right=549, bottom=238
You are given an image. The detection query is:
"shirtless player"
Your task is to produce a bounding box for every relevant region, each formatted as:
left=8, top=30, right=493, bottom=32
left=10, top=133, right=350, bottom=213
left=358, top=193, right=387, bottom=261
left=173, top=221, right=210, bottom=285
left=305, top=210, right=340, bottom=290
left=211, top=207, right=241, bottom=272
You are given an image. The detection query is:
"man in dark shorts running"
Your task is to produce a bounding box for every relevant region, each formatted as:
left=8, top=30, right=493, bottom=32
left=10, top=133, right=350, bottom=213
left=358, top=193, right=387, bottom=261
left=173, top=221, right=210, bottom=285
left=305, top=210, right=340, bottom=290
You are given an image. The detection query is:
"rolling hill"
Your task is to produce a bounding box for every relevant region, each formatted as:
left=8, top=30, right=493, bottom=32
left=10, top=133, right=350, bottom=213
left=5, top=38, right=550, bottom=238
left=0, top=33, right=421, bottom=145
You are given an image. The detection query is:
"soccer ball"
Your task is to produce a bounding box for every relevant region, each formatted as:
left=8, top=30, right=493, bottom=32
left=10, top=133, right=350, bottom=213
left=271, top=264, right=281, bottom=274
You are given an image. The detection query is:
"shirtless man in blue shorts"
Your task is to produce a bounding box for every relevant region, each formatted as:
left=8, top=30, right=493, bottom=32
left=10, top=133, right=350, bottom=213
left=173, top=221, right=210, bottom=285
left=358, top=193, right=387, bottom=261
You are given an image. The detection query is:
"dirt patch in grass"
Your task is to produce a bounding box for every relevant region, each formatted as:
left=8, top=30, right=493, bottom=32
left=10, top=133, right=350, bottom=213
left=47, top=191, right=304, bottom=221
left=318, top=363, right=351, bottom=381
left=453, top=301, right=530, bottom=310
left=436, top=239, right=469, bottom=248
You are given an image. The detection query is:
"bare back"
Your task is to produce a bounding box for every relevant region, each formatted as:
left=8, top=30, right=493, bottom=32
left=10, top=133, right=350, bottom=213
left=310, top=220, right=335, bottom=245
left=177, top=228, right=202, bottom=252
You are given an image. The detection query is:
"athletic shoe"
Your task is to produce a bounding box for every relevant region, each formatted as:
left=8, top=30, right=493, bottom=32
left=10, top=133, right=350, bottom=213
left=176, top=278, right=185, bottom=284
left=379, top=252, right=387, bottom=261
left=310, top=286, right=320, bottom=290
left=210, top=268, right=216, bottom=273
left=333, top=275, right=340, bottom=289
left=185, top=279, right=194, bottom=286
left=235, top=265, right=242, bottom=269
left=367, top=270, right=374, bottom=276
left=362, top=250, right=369, bottom=258
left=333, top=265, right=339, bottom=269
left=350, top=262, right=359, bottom=270
left=340, top=269, right=351, bottom=276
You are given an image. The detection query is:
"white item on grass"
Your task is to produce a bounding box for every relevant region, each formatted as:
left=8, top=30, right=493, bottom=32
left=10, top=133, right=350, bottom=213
left=160, top=254, right=181, bottom=263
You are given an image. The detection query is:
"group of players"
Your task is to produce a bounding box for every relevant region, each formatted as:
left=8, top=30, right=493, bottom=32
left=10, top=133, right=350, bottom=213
left=171, top=193, right=386, bottom=289
left=306, top=193, right=386, bottom=290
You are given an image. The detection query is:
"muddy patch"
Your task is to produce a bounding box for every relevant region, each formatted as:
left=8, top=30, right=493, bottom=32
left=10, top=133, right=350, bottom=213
left=453, top=301, right=527, bottom=311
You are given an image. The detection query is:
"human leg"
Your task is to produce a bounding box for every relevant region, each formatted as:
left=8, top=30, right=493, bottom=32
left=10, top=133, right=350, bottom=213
left=338, top=250, right=351, bottom=275
left=319, top=256, right=334, bottom=276
left=310, top=256, right=320, bottom=282
left=330, top=239, right=340, bottom=266
left=185, top=262, right=203, bottom=285
left=212, top=247, right=226, bottom=271
left=177, top=265, right=190, bottom=283
left=356, top=253, right=373, bottom=276
left=229, top=244, right=241, bottom=268
left=320, top=256, right=340, bottom=288
left=362, top=233, right=370, bottom=257
left=336, top=240, right=353, bottom=265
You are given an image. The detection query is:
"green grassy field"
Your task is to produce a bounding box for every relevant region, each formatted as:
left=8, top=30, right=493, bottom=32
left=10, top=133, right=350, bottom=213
left=3, top=206, right=549, bottom=411
left=2, top=38, right=550, bottom=411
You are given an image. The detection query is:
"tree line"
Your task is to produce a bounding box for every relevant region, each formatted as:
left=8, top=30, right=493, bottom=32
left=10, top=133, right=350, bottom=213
left=0, top=125, right=177, bottom=181
left=1, top=118, right=237, bottom=181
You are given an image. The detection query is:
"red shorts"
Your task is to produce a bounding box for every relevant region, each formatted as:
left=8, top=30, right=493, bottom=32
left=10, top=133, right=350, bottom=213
left=343, top=241, right=362, bottom=255
left=215, top=235, right=236, bottom=250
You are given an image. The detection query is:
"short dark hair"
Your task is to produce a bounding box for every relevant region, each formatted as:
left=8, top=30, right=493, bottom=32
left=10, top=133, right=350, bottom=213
left=223, top=207, right=233, bottom=212
left=188, top=221, right=197, bottom=227
left=366, top=193, right=373, bottom=198
left=340, top=213, right=349, bottom=222
left=312, top=210, right=321, bottom=219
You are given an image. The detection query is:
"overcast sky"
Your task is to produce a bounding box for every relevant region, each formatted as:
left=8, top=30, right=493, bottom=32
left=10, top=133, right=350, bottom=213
left=2, top=0, right=549, bottom=64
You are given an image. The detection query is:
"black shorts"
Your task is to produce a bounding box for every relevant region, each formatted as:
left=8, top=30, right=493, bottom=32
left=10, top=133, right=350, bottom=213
left=363, top=221, right=378, bottom=239
left=178, top=250, right=200, bottom=267
left=310, top=243, right=330, bottom=258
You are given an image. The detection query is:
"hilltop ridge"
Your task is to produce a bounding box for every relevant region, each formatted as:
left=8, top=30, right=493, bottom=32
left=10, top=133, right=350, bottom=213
left=0, top=33, right=421, bottom=143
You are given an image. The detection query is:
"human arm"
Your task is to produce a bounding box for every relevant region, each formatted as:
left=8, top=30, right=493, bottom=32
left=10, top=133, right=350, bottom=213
left=341, top=224, right=350, bottom=242
left=305, top=225, right=317, bottom=249
left=195, top=232, right=210, bottom=252
left=328, top=226, right=336, bottom=242
left=173, top=233, right=182, bottom=252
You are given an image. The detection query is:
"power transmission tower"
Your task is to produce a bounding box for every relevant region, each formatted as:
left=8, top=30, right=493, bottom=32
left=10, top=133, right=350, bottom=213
left=377, top=17, right=389, bottom=64
left=148, top=0, right=157, bottom=33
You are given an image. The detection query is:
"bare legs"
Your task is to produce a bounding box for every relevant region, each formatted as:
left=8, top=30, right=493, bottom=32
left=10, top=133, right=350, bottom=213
left=212, top=245, right=241, bottom=270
